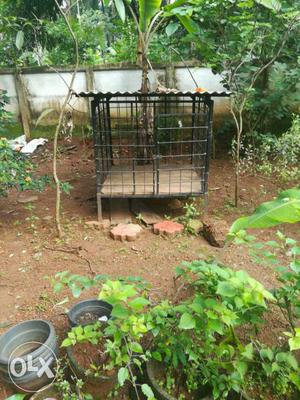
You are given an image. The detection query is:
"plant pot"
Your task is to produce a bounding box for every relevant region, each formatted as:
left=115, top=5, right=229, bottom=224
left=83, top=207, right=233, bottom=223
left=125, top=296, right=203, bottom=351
left=0, top=320, right=58, bottom=392
left=68, top=299, right=113, bottom=327
left=30, top=384, right=61, bottom=399
left=130, top=360, right=252, bottom=400
left=129, top=360, right=212, bottom=400
left=66, top=343, right=115, bottom=384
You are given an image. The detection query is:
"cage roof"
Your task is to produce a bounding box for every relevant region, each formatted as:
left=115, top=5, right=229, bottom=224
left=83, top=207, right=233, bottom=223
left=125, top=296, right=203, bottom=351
left=74, top=90, right=231, bottom=98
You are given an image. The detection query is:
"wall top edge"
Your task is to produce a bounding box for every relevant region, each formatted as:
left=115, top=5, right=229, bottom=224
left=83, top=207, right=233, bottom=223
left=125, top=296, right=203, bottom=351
left=0, top=61, right=206, bottom=75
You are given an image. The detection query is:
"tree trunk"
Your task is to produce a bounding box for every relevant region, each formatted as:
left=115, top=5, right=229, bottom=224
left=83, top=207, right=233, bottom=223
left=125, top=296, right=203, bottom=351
left=137, top=32, right=152, bottom=164
left=234, top=130, right=241, bottom=207
left=137, top=32, right=143, bottom=67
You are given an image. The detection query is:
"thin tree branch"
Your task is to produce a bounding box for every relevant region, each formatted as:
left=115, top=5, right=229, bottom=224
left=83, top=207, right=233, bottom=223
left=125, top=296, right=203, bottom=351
left=53, top=0, right=79, bottom=237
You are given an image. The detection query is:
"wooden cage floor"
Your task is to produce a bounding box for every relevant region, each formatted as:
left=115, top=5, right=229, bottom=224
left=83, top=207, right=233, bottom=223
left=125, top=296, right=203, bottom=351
left=100, top=164, right=203, bottom=196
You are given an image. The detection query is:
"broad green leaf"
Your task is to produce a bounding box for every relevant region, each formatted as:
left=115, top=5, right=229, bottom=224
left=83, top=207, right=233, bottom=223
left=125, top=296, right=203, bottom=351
left=53, top=282, right=63, bottom=293
left=61, top=337, right=73, bottom=347
left=216, top=282, right=237, bottom=298
left=114, top=0, right=126, bottom=23
left=118, top=367, right=129, bottom=386
left=131, top=341, right=143, bottom=353
left=255, top=0, right=281, bottom=11
left=70, top=284, right=82, bottom=298
left=289, top=336, right=300, bottom=351
left=111, top=303, right=129, bottom=319
left=141, top=383, right=155, bottom=399
left=152, top=351, right=162, bottom=361
left=230, top=188, right=300, bottom=233
left=5, top=396, right=26, bottom=400
left=139, top=0, right=163, bottom=32
left=129, top=297, right=150, bottom=311
left=164, top=0, right=187, bottom=10
left=260, top=347, right=273, bottom=361
left=176, top=15, right=199, bottom=34
left=290, top=372, right=300, bottom=390
left=235, top=361, right=248, bottom=377
left=166, top=22, right=179, bottom=36
left=179, top=312, right=196, bottom=329
left=242, top=343, right=254, bottom=360
left=15, top=31, right=24, bottom=50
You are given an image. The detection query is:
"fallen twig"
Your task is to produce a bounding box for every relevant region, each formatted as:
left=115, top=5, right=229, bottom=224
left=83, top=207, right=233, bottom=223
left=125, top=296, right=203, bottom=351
left=44, top=245, right=95, bottom=276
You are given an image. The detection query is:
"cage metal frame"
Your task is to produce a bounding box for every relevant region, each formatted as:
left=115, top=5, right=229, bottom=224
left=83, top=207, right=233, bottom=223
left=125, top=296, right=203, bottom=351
left=78, top=91, right=229, bottom=220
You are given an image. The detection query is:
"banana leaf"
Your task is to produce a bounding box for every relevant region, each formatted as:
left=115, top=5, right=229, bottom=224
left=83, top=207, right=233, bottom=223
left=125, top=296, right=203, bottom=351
left=230, top=188, right=300, bottom=233
left=138, top=0, right=163, bottom=32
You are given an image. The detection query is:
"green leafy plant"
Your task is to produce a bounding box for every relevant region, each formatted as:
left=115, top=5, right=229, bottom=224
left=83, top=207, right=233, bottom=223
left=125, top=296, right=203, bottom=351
left=54, top=358, right=94, bottom=400
left=246, top=343, right=300, bottom=398
left=62, top=323, right=102, bottom=347
left=55, top=275, right=154, bottom=399
left=0, top=137, right=48, bottom=196
left=0, top=90, right=12, bottom=134
left=144, top=259, right=276, bottom=399
left=240, top=115, right=300, bottom=181
left=176, top=259, right=274, bottom=328
left=230, top=188, right=300, bottom=358
left=177, top=200, right=200, bottom=234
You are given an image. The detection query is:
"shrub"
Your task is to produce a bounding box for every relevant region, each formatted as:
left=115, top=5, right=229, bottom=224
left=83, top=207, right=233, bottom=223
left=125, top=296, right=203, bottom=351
left=0, top=90, right=12, bottom=133
left=0, top=137, right=47, bottom=196
left=239, top=115, right=300, bottom=180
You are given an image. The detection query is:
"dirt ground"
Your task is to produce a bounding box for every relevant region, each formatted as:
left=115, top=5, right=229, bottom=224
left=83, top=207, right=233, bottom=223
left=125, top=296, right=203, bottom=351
left=0, top=139, right=299, bottom=399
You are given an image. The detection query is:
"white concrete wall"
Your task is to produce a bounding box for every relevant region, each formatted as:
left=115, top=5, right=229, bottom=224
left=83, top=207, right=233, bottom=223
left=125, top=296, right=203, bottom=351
left=0, top=65, right=229, bottom=125
left=175, top=67, right=228, bottom=115
left=1, top=74, right=18, bottom=114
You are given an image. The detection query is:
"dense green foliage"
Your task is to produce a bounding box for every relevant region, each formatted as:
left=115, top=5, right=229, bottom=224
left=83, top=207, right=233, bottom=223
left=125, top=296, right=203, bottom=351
left=0, top=137, right=47, bottom=196
left=239, top=114, right=300, bottom=180
left=0, top=91, right=47, bottom=196
left=230, top=189, right=300, bottom=379
left=0, top=90, right=12, bottom=133
left=0, top=1, right=190, bottom=67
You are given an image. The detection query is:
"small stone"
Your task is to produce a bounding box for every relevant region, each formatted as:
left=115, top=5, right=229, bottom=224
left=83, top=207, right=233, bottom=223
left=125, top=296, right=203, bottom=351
left=86, top=219, right=110, bottom=230
left=187, top=220, right=203, bottom=234
left=153, top=220, right=184, bottom=237
left=17, top=193, right=39, bottom=203
left=202, top=217, right=229, bottom=248
left=110, top=223, right=143, bottom=242
left=86, top=220, right=102, bottom=228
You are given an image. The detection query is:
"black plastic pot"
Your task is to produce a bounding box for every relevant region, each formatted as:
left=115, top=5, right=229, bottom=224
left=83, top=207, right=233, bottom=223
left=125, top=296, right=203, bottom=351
left=68, top=299, right=113, bottom=327
left=0, top=320, right=58, bottom=392
left=130, top=360, right=252, bottom=400
left=66, top=345, right=115, bottom=384
left=129, top=360, right=212, bottom=400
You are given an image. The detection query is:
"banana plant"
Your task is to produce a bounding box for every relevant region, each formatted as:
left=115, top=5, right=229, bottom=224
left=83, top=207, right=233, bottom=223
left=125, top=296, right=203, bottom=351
left=103, top=0, right=198, bottom=91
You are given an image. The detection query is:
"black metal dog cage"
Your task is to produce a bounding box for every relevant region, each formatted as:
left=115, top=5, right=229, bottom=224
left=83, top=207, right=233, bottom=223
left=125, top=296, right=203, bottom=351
left=77, top=91, right=230, bottom=220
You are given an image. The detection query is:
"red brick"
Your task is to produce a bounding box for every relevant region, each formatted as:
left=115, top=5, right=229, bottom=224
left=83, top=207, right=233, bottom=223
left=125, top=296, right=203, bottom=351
left=110, top=223, right=143, bottom=242
left=153, top=220, right=184, bottom=237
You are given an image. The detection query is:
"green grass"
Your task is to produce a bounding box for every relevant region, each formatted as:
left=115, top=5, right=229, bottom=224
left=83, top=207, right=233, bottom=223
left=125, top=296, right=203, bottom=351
left=2, top=123, right=85, bottom=140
